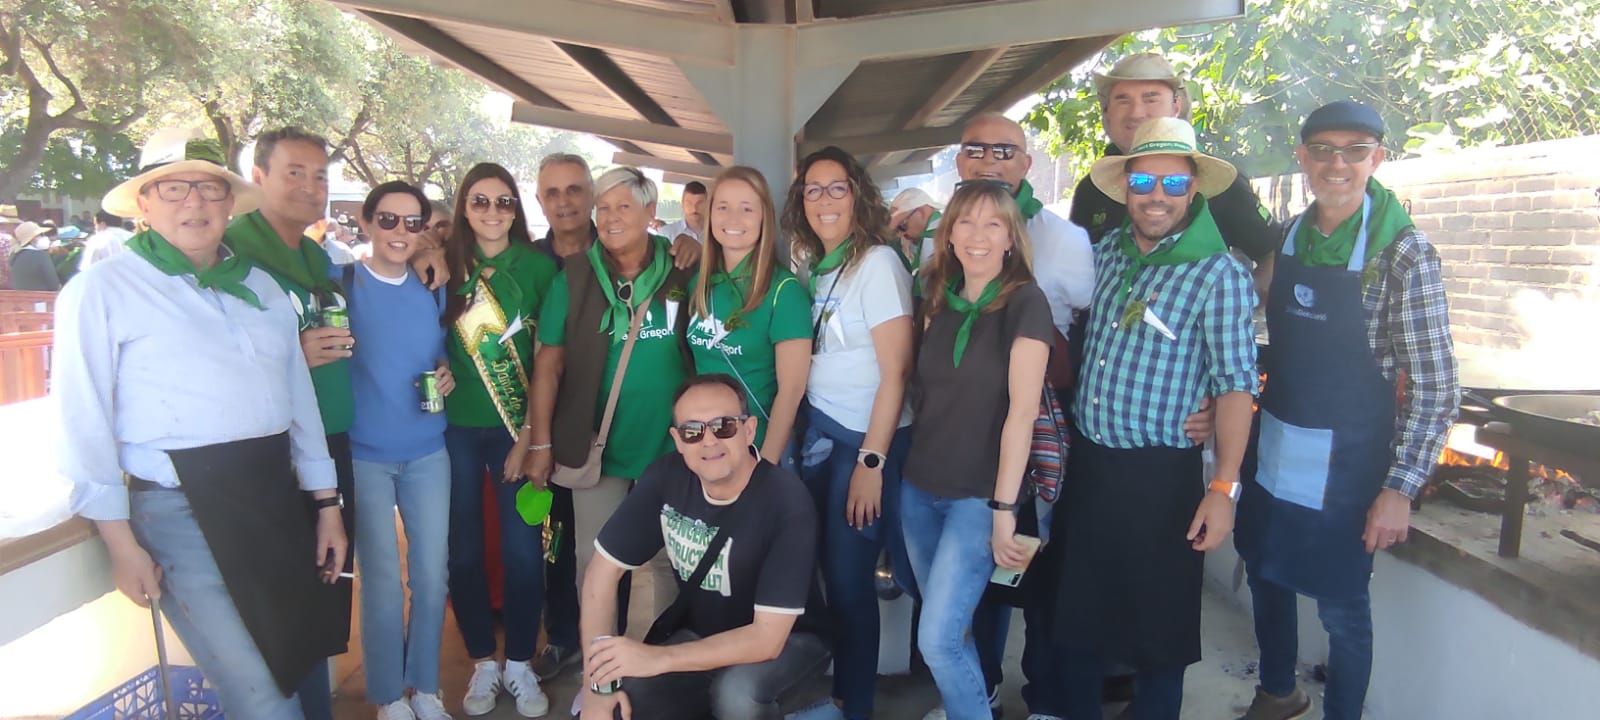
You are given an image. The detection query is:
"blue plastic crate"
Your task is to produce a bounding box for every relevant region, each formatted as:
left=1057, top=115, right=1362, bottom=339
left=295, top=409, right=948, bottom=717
left=65, top=665, right=223, bottom=720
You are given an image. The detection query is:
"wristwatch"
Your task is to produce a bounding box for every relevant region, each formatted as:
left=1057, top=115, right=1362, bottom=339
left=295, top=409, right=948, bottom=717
left=1209, top=479, right=1242, bottom=502
left=312, top=493, right=344, bottom=511
left=856, top=449, right=886, bottom=470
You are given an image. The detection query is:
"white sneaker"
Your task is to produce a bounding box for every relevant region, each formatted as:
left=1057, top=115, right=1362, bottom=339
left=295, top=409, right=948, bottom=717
left=503, top=659, right=551, bottom=718
left=378, top=699, right=417, bottom=720
left=462, top=660, right=502, bottom=716
left=410, top=691, right=456, bottom=720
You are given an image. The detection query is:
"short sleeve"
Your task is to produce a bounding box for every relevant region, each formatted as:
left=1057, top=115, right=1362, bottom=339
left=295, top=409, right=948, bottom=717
left=752, top=472, right=818, bottom=615
left=1210, top=175, right=1279, bottom=262
left=767, top=273, right=813, bottom=343
left=858, top=247, right=913, bottom=330
left=537, top=271, right=570, bottom=346
left=1005, top=284, right=1057, bottom=346
left=594, top=460, right=670, bottom=570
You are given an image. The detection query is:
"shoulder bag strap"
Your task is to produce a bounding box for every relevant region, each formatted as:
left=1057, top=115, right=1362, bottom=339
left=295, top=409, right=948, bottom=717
left=644, top=484, right=747, bottom=644
left=594, top=299, right=649, bottom=448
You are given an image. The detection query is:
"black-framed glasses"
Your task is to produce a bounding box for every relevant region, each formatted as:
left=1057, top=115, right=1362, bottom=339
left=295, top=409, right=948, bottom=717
left=803, top=181, right=851, bottom=202
left=1305, top=142, right=1381, bottom=164
left=469, top=193, right=517, bottom=213
left=673, top=415, right=748, bottom=444
left=375, top=212, right=426, bottom=233
left=146, top=179, right=231, bottom=204
left=960, top=142, right=1020, bottom=161
left=1127, top=172, right=1193, bottom=197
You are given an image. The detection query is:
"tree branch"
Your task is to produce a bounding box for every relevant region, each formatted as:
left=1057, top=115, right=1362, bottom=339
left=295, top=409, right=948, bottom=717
left=26, top=32, right=85, bottom=118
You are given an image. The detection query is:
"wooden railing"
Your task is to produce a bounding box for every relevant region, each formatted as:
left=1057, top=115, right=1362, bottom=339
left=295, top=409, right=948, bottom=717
left=0, top=290, right=55, bottom=405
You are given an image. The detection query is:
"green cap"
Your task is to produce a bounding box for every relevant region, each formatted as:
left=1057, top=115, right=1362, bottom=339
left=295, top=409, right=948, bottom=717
left=515, top=483, right=554, bottom=526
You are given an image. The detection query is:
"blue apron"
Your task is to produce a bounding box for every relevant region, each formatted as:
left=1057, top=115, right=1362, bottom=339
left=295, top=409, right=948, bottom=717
left=1236, top=197, right=1397, bottom=601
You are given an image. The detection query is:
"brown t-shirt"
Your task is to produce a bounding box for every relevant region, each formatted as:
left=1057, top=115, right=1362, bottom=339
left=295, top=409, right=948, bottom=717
left=907, top=282, right=1056, bottom=499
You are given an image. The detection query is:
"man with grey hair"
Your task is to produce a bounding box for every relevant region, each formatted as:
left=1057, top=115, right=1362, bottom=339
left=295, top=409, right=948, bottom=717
left=534, top=153, right=698, bottom=268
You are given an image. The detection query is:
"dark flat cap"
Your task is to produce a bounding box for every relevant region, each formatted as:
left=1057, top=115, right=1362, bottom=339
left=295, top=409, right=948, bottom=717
left=1301, top=100, right=1385, bottom=142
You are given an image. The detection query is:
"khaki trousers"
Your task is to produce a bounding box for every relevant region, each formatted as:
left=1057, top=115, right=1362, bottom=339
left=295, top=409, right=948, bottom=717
left=572, top=475, right=678, bottom=628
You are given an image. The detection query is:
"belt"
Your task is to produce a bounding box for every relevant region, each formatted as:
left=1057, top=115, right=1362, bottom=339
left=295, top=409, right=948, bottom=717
left=126, top=476, right=170, bottom=493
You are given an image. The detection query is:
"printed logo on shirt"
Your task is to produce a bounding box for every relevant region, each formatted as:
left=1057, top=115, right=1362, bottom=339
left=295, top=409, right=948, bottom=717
left=660, top=504, right=732, bottom=597
left=688, top=313, right=743, bottom=356
left=625, top=309, right=678, bottom=342
left=1294, top=283, right=1316, bottom=308
left=811, top=298, right=842, bottom=353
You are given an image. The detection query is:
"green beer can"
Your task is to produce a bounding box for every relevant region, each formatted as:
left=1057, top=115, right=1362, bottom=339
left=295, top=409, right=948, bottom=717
left=419, top=371, right=444, bottom=413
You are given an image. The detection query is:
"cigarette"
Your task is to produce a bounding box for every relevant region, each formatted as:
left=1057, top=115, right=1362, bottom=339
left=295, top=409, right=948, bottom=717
left=338, top=572, right=355, bottom=579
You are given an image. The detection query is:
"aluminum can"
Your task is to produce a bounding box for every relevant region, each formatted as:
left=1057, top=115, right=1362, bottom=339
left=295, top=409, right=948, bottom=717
left=589, top=635, right=621, bottom=694
left=320, top=307, right=349, bottom=329
left=419, top=371, right=444, bottom=413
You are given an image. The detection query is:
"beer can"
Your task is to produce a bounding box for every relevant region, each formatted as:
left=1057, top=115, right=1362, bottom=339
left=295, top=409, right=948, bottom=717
left=589, top=635, right=621, bottom=694
left=419, top=371, right=444, bottom=413
left=320, top=307, right=349, bottom=330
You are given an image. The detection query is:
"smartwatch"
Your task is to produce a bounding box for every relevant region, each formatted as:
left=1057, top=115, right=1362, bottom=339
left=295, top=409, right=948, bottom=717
left=857, top=449, right=886, bottom=470
left=1209, top=479, right=1242, bottom=502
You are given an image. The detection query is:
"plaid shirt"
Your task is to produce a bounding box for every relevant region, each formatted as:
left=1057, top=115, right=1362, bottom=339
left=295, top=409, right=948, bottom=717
left=1342, top=225, right=1460, bottom=498
left=1075, top=226, right=1259, bottom=449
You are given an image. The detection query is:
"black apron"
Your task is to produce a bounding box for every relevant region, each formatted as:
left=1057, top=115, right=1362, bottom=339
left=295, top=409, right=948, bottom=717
left=1052, top=428, right=1205, bottom=670
left=167, top=432, right=349, bottom=694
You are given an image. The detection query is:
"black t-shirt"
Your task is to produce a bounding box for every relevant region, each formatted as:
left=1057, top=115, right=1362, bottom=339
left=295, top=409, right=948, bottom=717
left=908, top=283, right=1056, bottom=499
left=1068, top=144, right=1281, bottom=261
left=595, top=454, right=823, bottom=638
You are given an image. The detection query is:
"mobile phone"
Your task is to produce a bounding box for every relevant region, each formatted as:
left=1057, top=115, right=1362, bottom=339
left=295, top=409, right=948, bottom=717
left=989, top=534, right=1043, bottom=587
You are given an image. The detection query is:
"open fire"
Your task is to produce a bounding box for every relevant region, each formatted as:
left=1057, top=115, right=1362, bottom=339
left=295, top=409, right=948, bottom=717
left=1429, top=425, right=1600, bottom=514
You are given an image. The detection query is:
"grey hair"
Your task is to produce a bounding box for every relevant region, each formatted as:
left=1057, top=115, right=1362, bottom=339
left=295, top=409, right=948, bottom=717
left=594, top=166, right=658, bottom=207
left=538, top=152, right=593, bottom=183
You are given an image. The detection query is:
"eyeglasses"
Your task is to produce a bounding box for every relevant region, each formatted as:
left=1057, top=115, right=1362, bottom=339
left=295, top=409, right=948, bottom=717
left=1304, top=142, right=1381, bottom=164
left=673, top=415, right=748, bottom=444
left=374, top=212, right=426, bottom=233
left=960, top=142, right=1020, bottom=161
left=146, top=179, right=231, bottom=204
left=469, top=194, right=517, bottom=213
left=1126, top=172, right=1193, bottom=197
left=803, top=181, right=851, bottom=202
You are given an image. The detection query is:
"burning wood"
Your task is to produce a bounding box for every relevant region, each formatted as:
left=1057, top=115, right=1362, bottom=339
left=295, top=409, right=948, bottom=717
left=1429, top=425, right=1600, bottom=514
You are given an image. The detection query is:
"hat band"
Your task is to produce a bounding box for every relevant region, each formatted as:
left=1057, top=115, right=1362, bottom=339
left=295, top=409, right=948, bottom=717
left=1130, top=139, right=1197, bottom=155
left=135, top=157, right=229, bottom=176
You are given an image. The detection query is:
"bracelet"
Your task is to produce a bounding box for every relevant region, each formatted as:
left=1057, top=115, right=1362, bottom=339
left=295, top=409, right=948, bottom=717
left=528, top=443, right=552, bottom=451
left=987, top=499, right=1019, bottom=512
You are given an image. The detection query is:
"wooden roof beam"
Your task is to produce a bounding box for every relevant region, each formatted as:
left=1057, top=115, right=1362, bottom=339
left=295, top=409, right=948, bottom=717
left=552, top=43, right=721, bottom=166
left=512, top=103, right=734, bottom=155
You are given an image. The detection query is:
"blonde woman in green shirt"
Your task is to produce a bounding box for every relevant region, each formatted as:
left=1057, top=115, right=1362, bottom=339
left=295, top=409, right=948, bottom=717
left=686, top=166, right=813, bottom=466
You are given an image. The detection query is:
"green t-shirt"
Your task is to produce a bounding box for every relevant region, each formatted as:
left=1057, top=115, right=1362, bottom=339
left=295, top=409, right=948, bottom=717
left=223, top=214, right=354, bottom=434
left=685, top=268, right=812, bottom=445
left=538, top=271, right=686, bottom=480
left=446, top=243, right=560, bottom=428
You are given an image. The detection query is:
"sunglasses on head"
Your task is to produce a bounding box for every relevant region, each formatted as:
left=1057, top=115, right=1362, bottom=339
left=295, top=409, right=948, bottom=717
left=469, top=193, right=517, bottom=212
left=673, top=415, right=748, bottom=444
left=1126, top=172, right=1193, bottom=197
left=374, top=212, right=426, bottom=233
left=954, top=178, right=1014, bottom=193
left=803, top=181, right=851, bottom=202
left=960, top=142, right=1020, bottom=161
left=1304, top=142, right=1380, bottom=164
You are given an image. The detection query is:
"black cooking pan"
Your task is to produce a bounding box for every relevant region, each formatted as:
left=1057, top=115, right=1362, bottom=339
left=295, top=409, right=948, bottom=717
left=1490, top=394, right=1600, bottom=457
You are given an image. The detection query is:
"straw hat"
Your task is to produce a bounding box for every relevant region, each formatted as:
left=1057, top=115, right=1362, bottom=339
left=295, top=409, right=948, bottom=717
left=102, top=128, right=259, bottom=218
left=0, top=205, right=19, bottom=221
left=1092, top=53, right=1184, bottom=102
left=1088, top=117, right=1238, bottom=203
left=10, top=221, right=56, bottom=252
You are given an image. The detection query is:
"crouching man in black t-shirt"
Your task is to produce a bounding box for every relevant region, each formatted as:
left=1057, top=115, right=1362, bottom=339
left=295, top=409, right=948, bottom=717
left=580, top=374, right=831, bottom=720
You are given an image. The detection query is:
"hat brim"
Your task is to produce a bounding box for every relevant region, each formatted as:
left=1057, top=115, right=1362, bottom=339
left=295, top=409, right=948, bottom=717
left=102, top=160, right=260, bottom=219
left=1091, top=71, right=1183, bottom=100
left=1089, top=150, right=1238, bottom=204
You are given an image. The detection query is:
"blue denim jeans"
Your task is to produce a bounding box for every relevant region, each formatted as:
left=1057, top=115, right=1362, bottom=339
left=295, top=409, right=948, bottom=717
left=800, top=406, right=913, bottom=719
left=974, top=501, right=1064, bottom=717
left=445, top=425, right=545, bottom=662
left=130, top=489, right=305, bottom=720
left=1248, top=569, right=1372, bottom=720
left=1060, top=647, right=1185, bottom=720
left=354, top=447, right=451, bottom=703
left=901, top=482, right=995, bottom=720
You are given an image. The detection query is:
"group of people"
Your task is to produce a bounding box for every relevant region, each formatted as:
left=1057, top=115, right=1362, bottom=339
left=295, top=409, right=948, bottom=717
left=2, top=209, right=133, bottom=289
left=55, top=51, right=1458, bottom=720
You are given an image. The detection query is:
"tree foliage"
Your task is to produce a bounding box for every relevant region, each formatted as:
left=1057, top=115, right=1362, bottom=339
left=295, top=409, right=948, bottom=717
left=1026, top=0, right=1600, bottom=187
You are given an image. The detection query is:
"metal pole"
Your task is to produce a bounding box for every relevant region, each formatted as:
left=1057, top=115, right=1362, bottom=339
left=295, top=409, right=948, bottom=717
left=150, top=597, right=179, bottom=720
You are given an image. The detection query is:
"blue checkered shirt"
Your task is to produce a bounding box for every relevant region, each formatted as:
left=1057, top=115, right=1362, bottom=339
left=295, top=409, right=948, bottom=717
left=1075, top=227, right=1259, bottom=449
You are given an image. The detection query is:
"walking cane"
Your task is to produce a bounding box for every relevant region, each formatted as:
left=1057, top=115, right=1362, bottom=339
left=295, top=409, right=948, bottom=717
left=150, top=597, right=179, bottom=720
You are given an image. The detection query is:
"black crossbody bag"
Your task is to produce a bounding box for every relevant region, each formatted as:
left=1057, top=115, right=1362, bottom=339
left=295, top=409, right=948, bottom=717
left=644, top=523, right=735, bottom=645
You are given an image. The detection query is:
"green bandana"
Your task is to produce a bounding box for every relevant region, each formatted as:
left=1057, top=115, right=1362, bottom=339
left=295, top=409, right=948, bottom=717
left=893, top=210, right=941, bottom=274
left=807, top=237, right=852, bottom=297
left=1293, top=178, right=1413, bottom=276
left=1114, top=195, right=1228, bottom=323
left=225, top=211, right=338, bottom=295
left=943, top=276, right=1002, bottom=367
left=128, top=230, right=263, bottom=309
left=455, top=243, right=526, bottom=307
left=1013, top=180, right=1044, bottom=222
left=590, top=234, right=672, bottom=343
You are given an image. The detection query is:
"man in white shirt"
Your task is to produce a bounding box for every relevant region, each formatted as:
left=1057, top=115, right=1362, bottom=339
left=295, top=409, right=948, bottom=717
left=77, top=210, right=134, bottom=273
left=659, top=180, right=707, bottom=245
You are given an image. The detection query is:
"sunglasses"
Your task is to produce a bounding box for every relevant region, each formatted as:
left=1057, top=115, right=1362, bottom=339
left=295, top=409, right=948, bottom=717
left=673, top=415, right=749, bottom=444
left=960, top=142, right=1020, bottom=161
left=1126, top=172, right=1193, bottom=197
left=803, top=181, right=851, bottom=202
left=147, top=179, right=231, bottom=203
left=374, top=212, right=426, bottom=233
left=1304, top=142, right=1381, bottom=164
left=954, top=178, right=1014, bottom=193
left=469, top=194, right=517, bottom=213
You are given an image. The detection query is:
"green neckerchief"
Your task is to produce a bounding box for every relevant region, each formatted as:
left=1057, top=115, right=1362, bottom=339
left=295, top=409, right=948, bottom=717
left=709, top=253, right=754, bottom=330
left=1013, top=180, right=1044, bottom=222
left=1293, top=177, right=1412, bottom=274
left=943, top=276, right=1002, bottom=367
left=1114, top=195, right=1228, bottom=318
left=456, top=243, right=522, bottom=297
left=590, top=234, right=671, bottom=343
left=893, top=210, right=941, bottom=274
left=225, top=211, right=338, bottom=295
left=128, top=230, right=263, bottom=309
left=806, top=237, right=852, bottom=297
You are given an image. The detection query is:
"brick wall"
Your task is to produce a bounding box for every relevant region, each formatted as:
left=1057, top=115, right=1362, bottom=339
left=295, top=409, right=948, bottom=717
left=1251, top=135, right=1600, bottom=353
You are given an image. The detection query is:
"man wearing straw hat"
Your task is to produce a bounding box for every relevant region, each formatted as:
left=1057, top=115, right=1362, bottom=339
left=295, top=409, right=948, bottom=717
left=1052, top=117, right=1258, bottom=720
left=54, top=127, right=348, bottom=719
left=7, top=220, right=61, bottom=290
